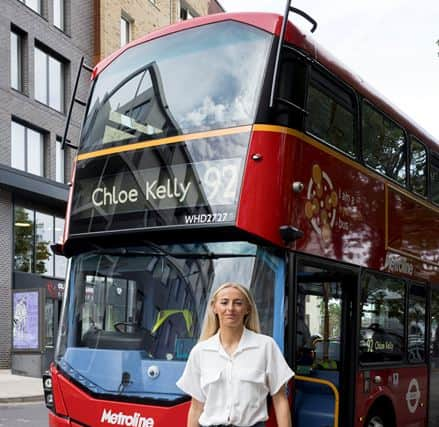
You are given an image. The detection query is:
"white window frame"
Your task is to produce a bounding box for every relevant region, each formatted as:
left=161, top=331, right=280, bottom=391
left=120, top=16, right=131, bottom=47
left=34, top=46, right=64, bottom=112
left=11, top=120, right=44, bottom=177
left=19, top=0, right=41, bottom=14
left=53, top=0, right=65, bottom=31
left=10, top=30, right=22, bottom=91
left=55, top=137, right=65, bottom=183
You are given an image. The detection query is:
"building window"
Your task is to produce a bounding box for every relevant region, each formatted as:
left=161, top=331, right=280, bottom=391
left=53, top=0, right=65, bottom=31
left=34, top=46, right=64, bottom=112
left=55, top=137, right=65, bottom=182
left=14, top=205, right=66, bottom=278
left=11, top=121, right=44, bottom=176
left=120, top=16, right=130, bottom=47
left=18, top=0, right=41, bottom=14
left=14, top=207, right=34, bottom=273
left=180, top=6, right=194, bottom=20
left=11, top=31, right=23, bottom=91
left=36, top=211, right=54, bottom=276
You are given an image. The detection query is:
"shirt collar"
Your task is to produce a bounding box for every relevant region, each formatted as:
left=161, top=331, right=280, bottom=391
left=202, top=327, right=260, bottom=356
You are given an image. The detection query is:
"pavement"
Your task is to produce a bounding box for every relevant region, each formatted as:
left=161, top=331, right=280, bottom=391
left=0, top=370, right=44, bottom=403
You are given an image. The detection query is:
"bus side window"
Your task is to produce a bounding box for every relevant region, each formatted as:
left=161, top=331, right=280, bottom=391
left=430, top=288, right=439, bottom=426
left=410, top=136, right=427, bottom=197
left=275, top=49, right=307, bottom=130
left=359, top=271, right=405, bottom=364
left=362, top=101, right=407, bottom=187
left=305, top=70, right=356, bottom=157
left=407, top=284, right=426, bottom=363
left=431, top=154, right=439, bottom=205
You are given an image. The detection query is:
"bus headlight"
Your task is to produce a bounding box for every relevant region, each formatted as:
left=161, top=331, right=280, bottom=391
left=44, top=377, right=52, bottom=389
left=42, top=372, right=54, bottom=410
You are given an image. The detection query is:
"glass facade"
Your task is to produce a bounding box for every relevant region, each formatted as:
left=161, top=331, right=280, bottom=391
left=35, top=211, right=54, bottom=276
left=14, top=207, right=34, bottom=273
left=14, top=205, right=66, bottom=279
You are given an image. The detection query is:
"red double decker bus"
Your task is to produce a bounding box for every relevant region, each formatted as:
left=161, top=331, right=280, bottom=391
left=43, top=3, right=439, bottom=427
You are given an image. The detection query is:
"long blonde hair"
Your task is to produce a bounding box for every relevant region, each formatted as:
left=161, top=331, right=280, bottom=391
left=199, top=282, right=260, bottom=341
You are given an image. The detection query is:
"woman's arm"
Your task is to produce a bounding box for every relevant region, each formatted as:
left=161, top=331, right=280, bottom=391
left=272, top=385, right=292, bottom=427
left=187, top=397, right=204, bottom=427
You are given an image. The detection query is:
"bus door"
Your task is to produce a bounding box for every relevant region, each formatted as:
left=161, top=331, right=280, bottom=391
left=291, top=257, right=358, bottom=427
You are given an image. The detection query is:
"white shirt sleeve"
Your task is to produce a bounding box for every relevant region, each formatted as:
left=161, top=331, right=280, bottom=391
left=266, top=338, right=294, bottom=396
left=176, top=346, right=205, bottom=403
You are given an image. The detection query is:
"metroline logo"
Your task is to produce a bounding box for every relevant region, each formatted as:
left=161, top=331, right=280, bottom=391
left=100, top=409, right=155, bottom=427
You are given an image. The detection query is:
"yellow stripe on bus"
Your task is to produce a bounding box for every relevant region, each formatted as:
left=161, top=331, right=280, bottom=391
left=76, top=125, right=252, bottom=161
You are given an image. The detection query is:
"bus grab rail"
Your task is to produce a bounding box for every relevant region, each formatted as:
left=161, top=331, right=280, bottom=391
left=294, top=375, right=340, bottom=427
left=269, top=1, right=318, bottom=108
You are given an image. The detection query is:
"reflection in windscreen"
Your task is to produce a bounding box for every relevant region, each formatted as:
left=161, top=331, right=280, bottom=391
left=80, top=21, right=272, bottom=151
left=59, top=242, right=278, bottom=362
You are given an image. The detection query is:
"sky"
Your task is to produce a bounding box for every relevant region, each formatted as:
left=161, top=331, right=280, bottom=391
left=218, top=0, right=439, bottom=140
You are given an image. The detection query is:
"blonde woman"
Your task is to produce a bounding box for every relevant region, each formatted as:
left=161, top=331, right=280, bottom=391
left=177, top=282, right=294, bottom=427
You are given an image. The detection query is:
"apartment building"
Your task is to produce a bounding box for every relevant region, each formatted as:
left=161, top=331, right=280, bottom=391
left=0, top=0, right=223, bottom=377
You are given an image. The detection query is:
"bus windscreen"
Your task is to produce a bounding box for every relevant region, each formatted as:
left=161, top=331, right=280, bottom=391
left=69, top=21, right=272, bottom=234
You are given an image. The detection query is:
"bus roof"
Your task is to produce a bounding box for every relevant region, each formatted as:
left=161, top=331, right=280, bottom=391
left=92, top=11, right=438, bottom=151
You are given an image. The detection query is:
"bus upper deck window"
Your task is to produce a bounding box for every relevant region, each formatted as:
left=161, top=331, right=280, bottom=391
left=410, top=137, right=427, bottom=197
left=431, top=155, right=439, bottom=205
left=306, top=73, right=355, bottom=157
left=362, top=101, right=407, bottom=186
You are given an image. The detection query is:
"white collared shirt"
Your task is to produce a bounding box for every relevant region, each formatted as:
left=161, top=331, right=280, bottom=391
left=176, top=328, right=294, bottom=427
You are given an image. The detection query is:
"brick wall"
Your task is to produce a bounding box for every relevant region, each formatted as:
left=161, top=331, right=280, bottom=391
left=98, top=0, right=214, bottom=60
left=0, top=190, right=12, bottom=368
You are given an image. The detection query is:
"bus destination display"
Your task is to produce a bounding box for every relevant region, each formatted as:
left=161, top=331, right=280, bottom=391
left=69, top=157, right=244, bottom=234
